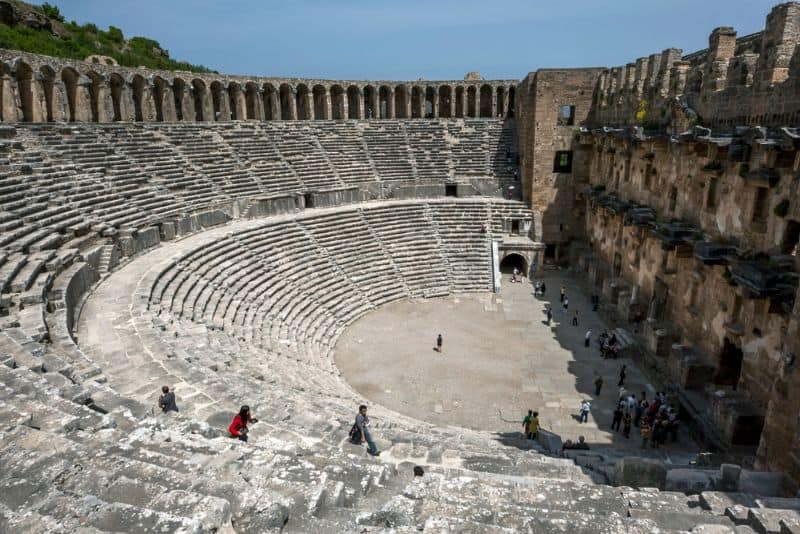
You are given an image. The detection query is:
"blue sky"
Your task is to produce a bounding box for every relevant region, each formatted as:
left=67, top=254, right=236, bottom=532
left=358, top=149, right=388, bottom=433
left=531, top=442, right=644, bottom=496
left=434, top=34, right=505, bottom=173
left=50, top=0, right=777, bottom=80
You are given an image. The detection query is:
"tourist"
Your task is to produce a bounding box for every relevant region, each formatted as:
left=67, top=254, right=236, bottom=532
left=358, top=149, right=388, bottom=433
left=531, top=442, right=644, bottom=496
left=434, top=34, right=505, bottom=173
left=562, top=436, right=590, bottom=452
left=579, top=399, right=591, bottom=423
left=584, top=328, right=592, bottom=347
left=572, top=309, right=579, bottom=326
left=560, top=286, right=566, bottom=302
left=640, top=420, right=652, bottom=448
left=622, top=410, right=632, bottom=438
left=522, top=409, right=533, bottom=438
left=546, top=306, right=553, bottom=325
left=563, top=296, right=569, bottom=313
left=594, top=373, right=604, bottom=395
left=667, top=411, right=679, bottom=443
left=611, top=402, right=623, bottom=431
left=158, top=385, right=178, bottom=413
left=511, top=267, right=520, bottom=283
left=540, top=282, right=546, bottom=296
left=618, top=364, right=627, bottom=387
left=228, top=405, right=258, bottom=442
left=356, top=404, right=380, bottom=456
left=634, top=393, right=647, bottom=427
left=523, top=410, right=539, bottom=440
left=436, top=333, right=443, bottom=353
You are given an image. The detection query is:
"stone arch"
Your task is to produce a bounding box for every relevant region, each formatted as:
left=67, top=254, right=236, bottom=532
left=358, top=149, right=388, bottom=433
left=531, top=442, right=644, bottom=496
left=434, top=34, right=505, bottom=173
left=312, top=84, right=327, bottom=120
left=295, top=83, right=311, bottom=120
left=346, top=85, right=361, bottom=119
left=479, top=84, right=493, bottom=117
left=228, top=81, right=245, bottom=120
left=61, top=67, right=81, bottom=122
left=86, top=70, right=107, bottom=122
left=210, top=80, right=225, bottom=120
left=411, top=86, right=423, bottom=118
left=131, top=74, right=148, bottom=122
left=495, top=86, right=505, bottom=118
left=173, top=77, right=187, bottom=121
left=109, top=73, right=125, bottom=121
left=16, top=61, right=35, bottom=122
left=455, top=86, right=465, bottom=118
left=378, top=85, right=391, bottom=118
left=191, top=79, right=208, bottom=121
left=467, top=86, right=477, bottom=117
left=363, top=85, right=377, bottom=119
left=39, top=65, right=56, bottom=122
left=438, top=85, right=452, bottom=118
left=245, top=82, right=260, bottom=120
left=152, top=76, right=168, bottom=121
left=507, top=86, right=515, bottom=118
left=279, top=83, right=294, bottom=120
left=394, top=84, right=408, bottom=118
left=424, top=86, right=435, bottom=118
left=263, top=83, right=278, bottom=120
left=499, top=252, right=528, bottom=276
left=330, top=84, right=345, bottom=120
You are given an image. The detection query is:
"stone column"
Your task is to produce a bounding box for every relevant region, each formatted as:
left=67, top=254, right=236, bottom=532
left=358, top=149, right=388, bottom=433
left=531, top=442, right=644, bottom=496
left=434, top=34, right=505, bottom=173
left=386, top=87, right=395, bottom=118
left=305, top=91, right=314, bottom=120
left=267, top=91, right=280, bottom=120
left=356, top=88, right=365, bottom=119
left=233, top=88, right=247, bottom=120
left=160, top=84, right=177, bottom=122
left=341, top=93, right=349, bottom=120
left=431, top=87, right=439, bottom=118
left=215, top=86, right=230, bottom=121
left=181, top=85, right=195, bottom=122
left=253, top=89, right=265, bottom=120
left=497, top=88, right=506, bottom=118
left=200, top=88, right=213, bottom=122
left=449, top=87, right=457, bottom=118
left=94, top=76, right=114, bottom=122
left=73, top=75, right=93, bottom=122
left=324, top=88, right=332, bottom=120
left=490, top=87, right=497, bottom=118
left=369, top=89, right=378, bottom=119
left=404, top=90, right=412, bottom=119
left=1, top=74, right=19, bottom=122
left=29, top=72, right=47, bottom=122
left=287, top=88, right=297, bottom=120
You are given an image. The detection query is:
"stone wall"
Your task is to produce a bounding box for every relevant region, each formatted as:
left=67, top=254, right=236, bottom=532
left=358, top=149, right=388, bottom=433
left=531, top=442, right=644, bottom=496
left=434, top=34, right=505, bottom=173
left=0, top=49, right=517, bottom=123
left=586, top=3, right=800, bottom=131
left=516, top=68, right=603, bottom=252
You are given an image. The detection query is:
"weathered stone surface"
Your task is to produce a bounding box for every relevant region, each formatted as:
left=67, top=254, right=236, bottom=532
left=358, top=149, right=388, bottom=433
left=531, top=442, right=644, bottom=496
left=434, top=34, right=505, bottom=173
left=616, top=458, right=668, bottom=489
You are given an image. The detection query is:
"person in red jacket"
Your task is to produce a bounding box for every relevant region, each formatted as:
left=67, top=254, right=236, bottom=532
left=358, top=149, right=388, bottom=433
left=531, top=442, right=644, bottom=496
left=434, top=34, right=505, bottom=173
left=228, top=405, right=258, bottom=442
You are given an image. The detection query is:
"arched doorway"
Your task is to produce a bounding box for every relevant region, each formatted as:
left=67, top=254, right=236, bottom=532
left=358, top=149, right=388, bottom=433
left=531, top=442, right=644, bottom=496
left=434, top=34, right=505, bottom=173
left=330, top=85, right=344, bottom=119
left=438, top=85, right=452, bottom=118
left=714, top=338, right=743, bottom=389
left=394, top=85, right=408, bottom=118
left=479, top=84, right=493, bottom=117
left=500, top=253, right=528, bottom=276
left=313, top=84, right=327, bottom=119
left=346, top=85, right=360, bottom=119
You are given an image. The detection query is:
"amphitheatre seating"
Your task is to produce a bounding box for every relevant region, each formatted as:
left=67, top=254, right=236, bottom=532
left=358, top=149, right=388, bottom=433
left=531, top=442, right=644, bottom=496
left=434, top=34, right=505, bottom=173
left=4, top=118, right=798, bottom=531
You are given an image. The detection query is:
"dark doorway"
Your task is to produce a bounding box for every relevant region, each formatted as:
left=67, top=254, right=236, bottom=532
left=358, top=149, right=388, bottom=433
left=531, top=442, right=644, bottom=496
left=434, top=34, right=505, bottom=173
left=782, top=219, right=800, bottom=255
left=445, top=184, right=457, bottom=197
left=714, top=338, right=743, bottom=389
left=511, top=220, right=520, bottom=234
left=544, top=244, right=557, bottom=260
left=500, top=254, right=527, bottom=275
left=304, top=193, right=314, bottom=209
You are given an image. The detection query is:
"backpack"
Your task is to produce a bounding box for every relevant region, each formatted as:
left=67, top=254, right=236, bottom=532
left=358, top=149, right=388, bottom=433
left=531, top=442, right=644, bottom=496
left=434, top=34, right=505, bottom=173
left=348, top=423, right=361, bottom=443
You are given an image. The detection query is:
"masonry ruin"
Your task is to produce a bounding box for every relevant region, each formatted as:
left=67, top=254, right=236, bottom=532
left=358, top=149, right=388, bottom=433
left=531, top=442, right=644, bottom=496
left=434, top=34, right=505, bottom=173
left=1, top=3, right=800, bottom=533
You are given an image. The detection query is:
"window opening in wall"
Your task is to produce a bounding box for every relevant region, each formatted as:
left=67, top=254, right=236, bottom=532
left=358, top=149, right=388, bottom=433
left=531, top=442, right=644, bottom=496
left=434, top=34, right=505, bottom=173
left=544, top=244, right=557, bottom=259
left=706, top=177, right=719, bottom=210
left=553, top=151, right=573, bottom=173
left=445, top=184, right=457, bottom=197
left=304, top=193, right=314, bottom=209
left=752, top=187, right=769, bottom=222
left=557, top=104, right=575, bottom=126
left=511, top=220, right=520, bottom=234
left=668, top=186, right=678, bottom=212
left=782, top=219, right=800, bottom=255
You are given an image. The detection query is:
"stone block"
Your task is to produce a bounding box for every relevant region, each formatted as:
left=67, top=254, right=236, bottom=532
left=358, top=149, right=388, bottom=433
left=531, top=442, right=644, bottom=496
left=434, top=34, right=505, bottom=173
left=536, top=429, right=562, bottom=454
left=720, top=463, right=743, bottom=492
left=615, top=457, right=667, bottom=490
left=666, top=468, right=715, bottom=493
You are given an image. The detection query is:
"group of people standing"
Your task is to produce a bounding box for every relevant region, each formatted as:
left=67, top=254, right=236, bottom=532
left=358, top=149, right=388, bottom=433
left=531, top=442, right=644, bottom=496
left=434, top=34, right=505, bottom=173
left=610, top=390, right=679, bottom=447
